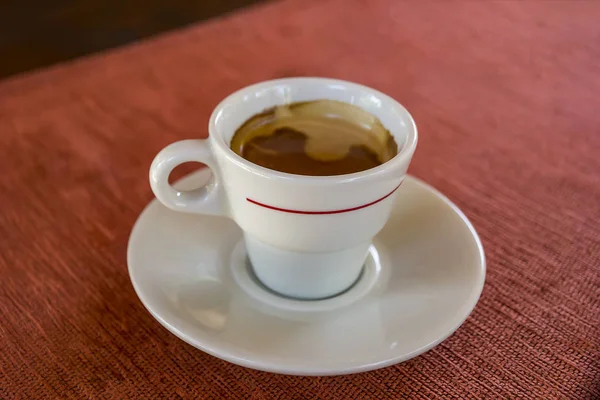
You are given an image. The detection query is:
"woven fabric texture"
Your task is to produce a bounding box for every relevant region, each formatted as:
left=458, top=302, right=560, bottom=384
left=0, top=0, right=599, bottom=398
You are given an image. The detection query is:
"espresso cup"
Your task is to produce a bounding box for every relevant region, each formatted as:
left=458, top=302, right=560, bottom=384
left=149, top=78, right=417, bottom=299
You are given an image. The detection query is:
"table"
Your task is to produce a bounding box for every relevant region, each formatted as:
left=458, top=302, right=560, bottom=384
left=1, top=0, right=598, bottom=398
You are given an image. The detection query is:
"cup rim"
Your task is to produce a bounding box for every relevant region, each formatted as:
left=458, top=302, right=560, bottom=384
left=208, top=77, right=418, bottom=184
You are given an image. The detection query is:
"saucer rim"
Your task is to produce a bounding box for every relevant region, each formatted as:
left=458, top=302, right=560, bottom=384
left=128, top=172, right=486, bottom=376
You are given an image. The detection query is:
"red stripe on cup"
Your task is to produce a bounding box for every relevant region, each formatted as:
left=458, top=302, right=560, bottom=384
left=246, top=182, right=402, bottom=215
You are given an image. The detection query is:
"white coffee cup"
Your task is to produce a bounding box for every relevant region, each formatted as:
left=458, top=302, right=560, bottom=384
left=149, top=78, right=417, bottom=299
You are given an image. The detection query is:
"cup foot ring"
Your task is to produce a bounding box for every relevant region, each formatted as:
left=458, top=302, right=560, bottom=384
left=229, top=240, right=386, bottom=313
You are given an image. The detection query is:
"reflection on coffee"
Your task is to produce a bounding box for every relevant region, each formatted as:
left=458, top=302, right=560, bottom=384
left=230, top=100, right=398, bottom=176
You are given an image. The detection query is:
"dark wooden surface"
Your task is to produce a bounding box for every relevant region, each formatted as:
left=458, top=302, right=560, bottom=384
left=0, top=0, right=268, bottom=78
left=0, top=0, right=599, bottom=398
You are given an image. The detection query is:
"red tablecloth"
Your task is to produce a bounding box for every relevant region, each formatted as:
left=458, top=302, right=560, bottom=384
left=1, top=0, right=598, bottom=398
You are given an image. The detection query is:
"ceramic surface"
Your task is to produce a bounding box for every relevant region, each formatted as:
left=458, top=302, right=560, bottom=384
left=149, top=78, right=417, bottom=299
left=129, top=170, right=485, bottom=376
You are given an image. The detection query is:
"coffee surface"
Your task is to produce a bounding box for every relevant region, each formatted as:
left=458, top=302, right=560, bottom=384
left=230, top=100, right=398, bottom=176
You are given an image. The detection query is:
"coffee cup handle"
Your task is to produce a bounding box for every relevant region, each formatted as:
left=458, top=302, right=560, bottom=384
left=149, top=139, right=226, bottom=216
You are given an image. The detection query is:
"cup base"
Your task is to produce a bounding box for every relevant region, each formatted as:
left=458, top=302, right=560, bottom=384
left=229, top=239, right=386, bottom=313
left=250, top=260, right=366, bottom=301
left=244, top=234, right=371, bottom=300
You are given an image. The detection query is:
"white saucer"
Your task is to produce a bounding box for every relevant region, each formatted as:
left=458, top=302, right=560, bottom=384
left=128, top=170, right=485, bottom=376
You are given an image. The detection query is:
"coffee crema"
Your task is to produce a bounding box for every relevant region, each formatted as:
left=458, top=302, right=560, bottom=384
left=230, top=100, right=398, bottom=176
